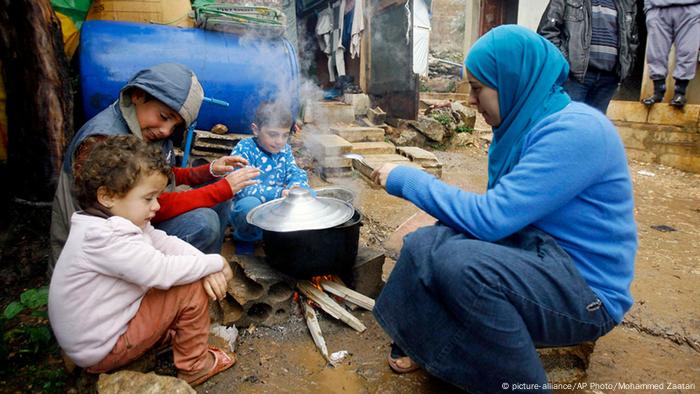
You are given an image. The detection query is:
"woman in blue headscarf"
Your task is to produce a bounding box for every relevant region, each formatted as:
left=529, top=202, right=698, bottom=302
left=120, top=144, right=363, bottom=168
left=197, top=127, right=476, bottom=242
left=370, top=25, right=636, bottom=392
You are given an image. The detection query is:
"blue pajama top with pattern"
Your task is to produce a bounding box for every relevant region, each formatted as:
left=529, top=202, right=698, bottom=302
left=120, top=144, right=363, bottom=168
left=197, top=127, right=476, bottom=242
left=230, top=137, right=310, bottom=202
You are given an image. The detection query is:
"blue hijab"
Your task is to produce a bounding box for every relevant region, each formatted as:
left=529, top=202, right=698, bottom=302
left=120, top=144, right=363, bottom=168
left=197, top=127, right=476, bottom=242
left=465, top=25, right=571, bottom=189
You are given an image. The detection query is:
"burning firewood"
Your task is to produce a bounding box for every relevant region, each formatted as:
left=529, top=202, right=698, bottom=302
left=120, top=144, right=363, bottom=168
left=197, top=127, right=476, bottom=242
left=297, top=280, right=367, bottom=332
left=319, top=280, right=375, bottom=311
left=299, top=295, right=331, bottom=364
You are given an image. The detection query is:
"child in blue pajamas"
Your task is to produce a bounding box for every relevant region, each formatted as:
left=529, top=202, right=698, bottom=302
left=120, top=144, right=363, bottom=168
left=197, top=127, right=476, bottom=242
left=228, top=102, right=311, bottom=250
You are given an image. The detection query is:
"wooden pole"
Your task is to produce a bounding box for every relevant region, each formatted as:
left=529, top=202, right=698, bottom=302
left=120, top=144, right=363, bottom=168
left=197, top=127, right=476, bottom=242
left=297, top=280, right=366, bottom=332
left=299, top=295, right=331, bottom=364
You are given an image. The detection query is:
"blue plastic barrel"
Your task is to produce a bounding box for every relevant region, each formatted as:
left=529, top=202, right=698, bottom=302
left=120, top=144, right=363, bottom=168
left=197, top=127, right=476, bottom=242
left=79, top=20, right=300, bottom=133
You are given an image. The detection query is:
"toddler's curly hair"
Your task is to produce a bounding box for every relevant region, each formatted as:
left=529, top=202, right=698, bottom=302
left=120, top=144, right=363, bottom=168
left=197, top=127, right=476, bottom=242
left=74, top=135, right=170, bottom=208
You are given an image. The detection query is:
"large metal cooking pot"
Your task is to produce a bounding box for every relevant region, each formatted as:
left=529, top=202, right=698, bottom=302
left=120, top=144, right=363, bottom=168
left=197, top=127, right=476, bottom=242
left=247, top=189, right=362, bottom=281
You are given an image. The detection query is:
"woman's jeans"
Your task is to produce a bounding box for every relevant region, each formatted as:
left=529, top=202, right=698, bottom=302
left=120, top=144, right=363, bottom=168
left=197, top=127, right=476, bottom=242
left=229, top=196, right=263, bottom=242
left=373, top=225, right=616, bottom=393
left=155, top=201, right=230, bottom=254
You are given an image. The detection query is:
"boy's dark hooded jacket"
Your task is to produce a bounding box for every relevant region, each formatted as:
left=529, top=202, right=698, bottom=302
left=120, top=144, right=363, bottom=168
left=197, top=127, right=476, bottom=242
left=49, top=63, right=223, bottom=273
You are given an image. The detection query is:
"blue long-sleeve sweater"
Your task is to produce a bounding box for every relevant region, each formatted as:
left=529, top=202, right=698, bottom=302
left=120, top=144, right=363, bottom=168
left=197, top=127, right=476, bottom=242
left=231, top=138, right=310, bottom=202
left=386, top=103, right=637, bottom=323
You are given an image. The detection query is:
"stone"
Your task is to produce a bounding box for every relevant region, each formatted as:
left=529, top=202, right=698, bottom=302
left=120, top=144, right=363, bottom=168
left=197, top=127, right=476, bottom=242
left=308, top=101, right=356, bottom=125
left=351, top=154, right=414, bottom=179
left=396, top=146, right=441, bottom=167
left=97, top=371, right=194, bottom=394
left=330, top=126, right=385, bottom=142
left=606, top=100, right=649, bottom=123
left=304, top=133, right=353, bottom=159
left=451, top=132, right=480, bottom=147
left=352, top=247, right=385, bottom=298
left=409, top=116, right=446, bottom=143
left=367, top=107, right=386, bottom=125
left=450, top=101, right=477, bottom=129
left=387, top=128, right=427, bottom=147
left=421, top=76, right=456, bottom=93
left=538, top=342, right=595, bottom=385
left=317, top=156, right=352, bottom=168
left=647, top=103, right=700, bottom=128
left=343, top=93, right=370, bottom=116
left=351, top=141, right=397, bottom=155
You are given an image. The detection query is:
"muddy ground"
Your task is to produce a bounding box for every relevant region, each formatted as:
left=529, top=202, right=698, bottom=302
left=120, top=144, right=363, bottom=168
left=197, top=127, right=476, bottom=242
left=195, top=146, right=700, bottom=393
left=0, top=143, right=698, bottom=393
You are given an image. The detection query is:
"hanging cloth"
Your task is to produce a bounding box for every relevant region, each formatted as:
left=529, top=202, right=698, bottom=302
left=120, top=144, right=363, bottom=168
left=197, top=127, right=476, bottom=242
left=349, top=0, right=364, bottom=58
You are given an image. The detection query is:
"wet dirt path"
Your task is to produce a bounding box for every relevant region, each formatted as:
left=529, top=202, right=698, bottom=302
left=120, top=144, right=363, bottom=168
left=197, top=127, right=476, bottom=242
left=199, top=147, right=700, bottom=393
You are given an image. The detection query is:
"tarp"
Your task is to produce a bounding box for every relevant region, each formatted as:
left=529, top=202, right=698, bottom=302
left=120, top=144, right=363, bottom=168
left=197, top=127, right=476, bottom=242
left=413, top=0, right=431, bottom=75
left=50, top=0, right=92, bottom=58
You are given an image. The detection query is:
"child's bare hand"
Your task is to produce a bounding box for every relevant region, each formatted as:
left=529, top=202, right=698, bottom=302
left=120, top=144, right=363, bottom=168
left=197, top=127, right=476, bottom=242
left=211, top=156, right=249, bottom=176
left=224, top=166, right=260, bottom=194
left=202, top=257, right=232, bottom=300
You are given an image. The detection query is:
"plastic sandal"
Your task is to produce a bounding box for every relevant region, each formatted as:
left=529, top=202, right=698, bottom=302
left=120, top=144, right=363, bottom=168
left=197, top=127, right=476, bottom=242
left=185, top=346, right=236, bottom=386
left=387, top=343, right=420, bottom=374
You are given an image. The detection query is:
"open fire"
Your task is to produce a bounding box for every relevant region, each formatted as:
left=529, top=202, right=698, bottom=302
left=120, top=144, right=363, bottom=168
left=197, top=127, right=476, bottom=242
left=295, top=275, right=375, bottom=365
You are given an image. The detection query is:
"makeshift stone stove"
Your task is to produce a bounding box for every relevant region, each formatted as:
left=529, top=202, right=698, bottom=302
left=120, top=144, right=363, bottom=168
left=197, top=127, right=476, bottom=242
left=210, top=246, right=385, bottom=329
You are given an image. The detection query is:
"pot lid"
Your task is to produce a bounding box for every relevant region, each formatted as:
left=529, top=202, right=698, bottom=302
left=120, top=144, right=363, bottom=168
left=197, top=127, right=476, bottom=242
left=246, top=188, right=354, bottom=232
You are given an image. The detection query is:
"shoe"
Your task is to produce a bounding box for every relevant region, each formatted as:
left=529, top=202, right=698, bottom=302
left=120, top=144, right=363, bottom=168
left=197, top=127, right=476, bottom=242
left=180, top=346, right=235, bottom=386
left=387, top=343, right=420, bottom=374
left=641, top=94, right=663, bottom=106
left=669, top=93, right=687, bottom=108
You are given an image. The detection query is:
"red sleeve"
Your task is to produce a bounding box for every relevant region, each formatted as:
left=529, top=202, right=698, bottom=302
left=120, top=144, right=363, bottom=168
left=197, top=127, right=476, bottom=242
left=152, top=179, right=233, bottom=223
left=172, top=164, right=215, bottom=186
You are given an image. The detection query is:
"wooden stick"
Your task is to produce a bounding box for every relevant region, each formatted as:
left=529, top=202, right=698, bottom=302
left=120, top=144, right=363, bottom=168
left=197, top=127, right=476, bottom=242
left=297, top=281, right=367, bottom=332
left=320, top=280, right=375, bottom=311
left=299, top=296, right=331, bottom=363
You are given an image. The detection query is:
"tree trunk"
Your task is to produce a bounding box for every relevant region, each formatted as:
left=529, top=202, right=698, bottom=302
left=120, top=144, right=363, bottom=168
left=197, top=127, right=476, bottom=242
left=0, top=0, right=72, bottom=202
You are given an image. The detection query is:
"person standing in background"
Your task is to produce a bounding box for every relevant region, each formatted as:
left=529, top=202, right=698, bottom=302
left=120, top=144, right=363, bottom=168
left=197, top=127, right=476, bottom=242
left=538, top=0, right=639, bottom=114
left=641, top=0, right=700, bottom=108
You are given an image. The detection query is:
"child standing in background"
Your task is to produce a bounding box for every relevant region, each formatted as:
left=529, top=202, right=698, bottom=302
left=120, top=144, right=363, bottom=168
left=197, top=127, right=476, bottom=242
left=228, top=102, right=312, bottom=253
left=49, top=136, right=235, bottom=386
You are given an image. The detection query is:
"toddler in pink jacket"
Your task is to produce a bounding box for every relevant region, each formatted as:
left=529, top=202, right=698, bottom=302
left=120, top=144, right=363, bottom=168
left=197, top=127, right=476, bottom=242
left=49, top=135, right=235, bottom=386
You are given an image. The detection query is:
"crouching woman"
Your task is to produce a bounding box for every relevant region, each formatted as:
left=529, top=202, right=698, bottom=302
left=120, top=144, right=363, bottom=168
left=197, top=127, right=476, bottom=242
left=370, top=25, right=637, bottom=393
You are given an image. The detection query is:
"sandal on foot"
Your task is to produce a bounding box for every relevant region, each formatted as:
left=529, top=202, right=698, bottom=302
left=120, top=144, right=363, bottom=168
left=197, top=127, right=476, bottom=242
left=182, top=346, right=236, bottom=386
left=387, top=343, right=420, bottom=374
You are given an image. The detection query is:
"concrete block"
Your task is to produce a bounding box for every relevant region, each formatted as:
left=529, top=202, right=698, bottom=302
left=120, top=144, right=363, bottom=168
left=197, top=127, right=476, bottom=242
left=214, top=255, right=295, bottom=328
left=331, top=126, right=385, bottom=142
left=351, top=154, right=414, bottom=178
left=396, top=146, right=442, bottom=167
left=352, top=246, right=385, bottom=298
left=351, top=141, right=396, bottom=155
left=343, top=93, right=370, bottom=116
left=650, top=130, right=700, bottom=145
left=658, top=153, right=700, bottom=173
left=319, top=166, right=354, bottom=180
left=304, top=134, right=353, bottom=159
left=309, top=101, right=356, bottom=125
left=624, top=148, right=656, bottom=163
left=317, top=156, right=352, bottom=168
left=606, top=101, right=649, bottom=123
left=647, top=103, right=700, bottom=128
left=617, top=126, right=648, bottom=151
left=367, top=107, right=387, bottom=125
